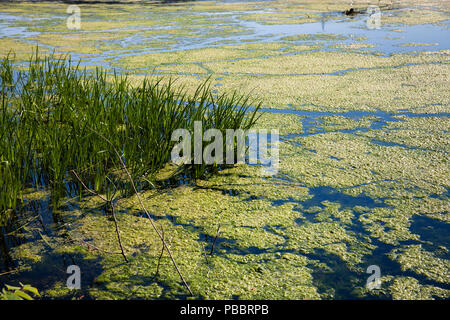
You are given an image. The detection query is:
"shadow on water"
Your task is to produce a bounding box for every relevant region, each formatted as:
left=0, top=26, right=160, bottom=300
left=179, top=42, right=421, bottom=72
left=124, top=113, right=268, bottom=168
left=12, top=178, right=441, bottom=299
left=236, top=181, right=449, bottom=298
left=303, top=186, right=387, bottom=210
left=304, top=249, right=385, bottom=300
left=0, top=197, right=104, bottom=299
left=302, top=212, right=450, bottom=298
left=410, top=215, right=450, bottom=258
left=267, top=185, right=390, bottom=223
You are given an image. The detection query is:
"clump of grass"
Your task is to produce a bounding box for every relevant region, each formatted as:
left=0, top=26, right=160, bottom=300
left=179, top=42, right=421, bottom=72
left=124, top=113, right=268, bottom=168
left=0, top=50, right=260, bottom=213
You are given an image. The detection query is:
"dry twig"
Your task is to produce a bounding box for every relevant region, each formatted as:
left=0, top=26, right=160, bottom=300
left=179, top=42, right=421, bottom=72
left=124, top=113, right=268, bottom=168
left=88, top=127, right=193, bottom=296
left=71, top=169, right=128, bottom=263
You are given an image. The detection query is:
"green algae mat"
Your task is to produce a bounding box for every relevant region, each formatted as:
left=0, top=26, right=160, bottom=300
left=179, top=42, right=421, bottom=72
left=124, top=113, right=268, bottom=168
left=0, top=0, right=449, bottom=300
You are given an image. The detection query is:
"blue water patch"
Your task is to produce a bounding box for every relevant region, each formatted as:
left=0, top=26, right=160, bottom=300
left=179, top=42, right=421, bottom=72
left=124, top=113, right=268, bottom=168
left=410, top=215, right=450, bottom=256
left=302, top=186, right=388, bottom=210
left=2, top=5, right=448, bottom=73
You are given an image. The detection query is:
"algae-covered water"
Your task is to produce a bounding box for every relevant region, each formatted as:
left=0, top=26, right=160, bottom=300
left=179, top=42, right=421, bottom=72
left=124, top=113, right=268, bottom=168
left=0, top=0, right=449, bottom=300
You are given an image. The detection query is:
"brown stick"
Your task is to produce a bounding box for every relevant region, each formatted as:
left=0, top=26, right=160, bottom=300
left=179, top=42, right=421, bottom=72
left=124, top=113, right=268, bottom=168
left=110, top=203, right=129, bottom=263
left=71, top=170, right=107, bottom=202
left=210, top=224, right=221, bottom=256
left=0, top=269, right=21, bottom=277
left=71, top=170, right=128, bottom=263
left=76, top=238, right=124, bottom=255
left=202, top=243, right=209, bottom=264
left=88, top=127, right=194, bottom=296
left=153, top=226, right=165, bottom=279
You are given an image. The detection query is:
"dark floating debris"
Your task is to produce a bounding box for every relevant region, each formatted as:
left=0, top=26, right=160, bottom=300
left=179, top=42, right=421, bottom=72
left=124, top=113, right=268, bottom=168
left=344, top=8, right=361, bottom=16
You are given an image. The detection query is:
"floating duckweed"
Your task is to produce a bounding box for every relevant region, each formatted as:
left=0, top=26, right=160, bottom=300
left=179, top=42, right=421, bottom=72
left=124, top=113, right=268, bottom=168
left=381, top=7, right=450, bottom=26
left=398, top=43, right=439, bottom=47
left=0, top=40, right=48, bottom=60
left=316, top=115, right=374, bottom=132
left=330, top=43, right=375, bottom=50
left=389, top=245, right=450, bottom=284
left=360, top=116, right=450, bottom=152
left=10, top=241, right=45, bottom=264
left=254, top=112, right=304, bottom=135
left=389, top=277, right=450, bottom=300
left=281, top=34, right=348, bottom=42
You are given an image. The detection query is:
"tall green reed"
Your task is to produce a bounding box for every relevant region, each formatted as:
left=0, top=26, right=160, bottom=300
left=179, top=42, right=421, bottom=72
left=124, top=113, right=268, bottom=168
left=0, top=50, right=261, bottom=213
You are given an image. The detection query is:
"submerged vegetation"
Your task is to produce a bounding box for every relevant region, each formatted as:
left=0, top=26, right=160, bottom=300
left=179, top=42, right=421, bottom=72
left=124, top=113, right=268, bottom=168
left=0, top=50, right=260, bottom=213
